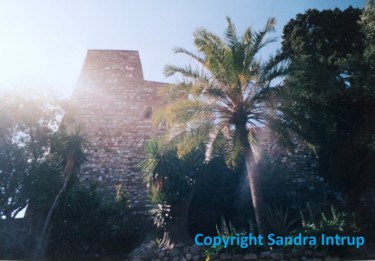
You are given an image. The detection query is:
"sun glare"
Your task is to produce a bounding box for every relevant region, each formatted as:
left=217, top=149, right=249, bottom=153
left=0, top=23, right=84, bottom=98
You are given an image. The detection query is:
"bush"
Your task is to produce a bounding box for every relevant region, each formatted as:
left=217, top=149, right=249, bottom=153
left=204, top=217, right=266, bottom=258
left=290, top=203, right=363, bottom=250
left=47, top=184, right=149, bottom=258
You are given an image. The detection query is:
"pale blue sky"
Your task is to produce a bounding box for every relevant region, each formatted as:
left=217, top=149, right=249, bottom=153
left=0, top=0, right=365, bottom=97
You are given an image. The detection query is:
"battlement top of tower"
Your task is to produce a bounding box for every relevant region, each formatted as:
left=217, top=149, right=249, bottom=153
left=81, top=49, right=144, bottom=81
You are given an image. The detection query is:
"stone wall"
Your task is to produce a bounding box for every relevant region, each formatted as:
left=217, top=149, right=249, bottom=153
left=129, top=241, right=375, bottom=261
left=63, top=49, right=373, bottom=239
left=64, top=49, right=345, bottom=212
left=64, top=50, right=165, bottom=208
left=256, top=128, right=343, bottom=210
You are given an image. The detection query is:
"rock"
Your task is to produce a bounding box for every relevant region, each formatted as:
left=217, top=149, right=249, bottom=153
left=314, top=249, right=328, bottom=257
left=191, top=245, right=200, bottom=255
left=232, top=254, right=244, bottom=260
left=270, top=251, right=284, bottom=260
left=172, top=257, right=179, bottom=261
left=305, top=250, right=313, bottom=256
left=146, top=240, right=158, bottom=250
left=170, top=248, right=180, bottom=257
left=183, top=246, right=190, bottom=254
left=260, top=251, right=271, bottom=259
left=158, top=251, right=165, bottom=258
left=192, top=254, right=200, bottom=261
left=244, top=253, right=257, bottom=260
left=132, top=255, right=149, bottom=261
left=291, top=248, right=305, bottom=257
left=186, top=253, right=192, bottom=260
left=219, top=253, right=232, bottom=260
left=324, top=256, right=341, bottom=261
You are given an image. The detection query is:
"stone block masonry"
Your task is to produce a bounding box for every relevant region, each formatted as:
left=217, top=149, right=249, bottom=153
left=63, top=50, right=372, bottom=219
left=63, top=49, right=341, bottom=213
left=63, top=50, right=165, bottom=208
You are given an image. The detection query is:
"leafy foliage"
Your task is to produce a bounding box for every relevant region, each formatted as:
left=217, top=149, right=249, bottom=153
left=0, top=89, right=63, bottom=219
left=272, top=7, right=375, bottom=200
left=47, top=185, right=146, bottom=258
left=155, top=17, right=286, bottom=166
left=0, top=89, right=145, bottom=259
left=362, top=0, right=375, bottom=64
left=266, top=205, right=297, bottom=236
left=204, top=217, right=265, bottom=258
left=150, top=203, right=171, bottom=229
left=293, top=204, right=362, bottom=244
left=155, top=16, right=287, bottom=235
left=139, top=138, right=201, bottom=204
left=140, top=138, right=253, bottom=245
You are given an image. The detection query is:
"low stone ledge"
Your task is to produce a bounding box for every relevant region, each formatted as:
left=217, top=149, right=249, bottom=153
left=130, top=241, right=375, bottom=261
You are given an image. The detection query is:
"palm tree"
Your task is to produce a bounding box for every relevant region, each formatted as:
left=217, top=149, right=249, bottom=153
left=34, top=129, right=87, bottom=259
left=154, top=17, right=286, bottom=235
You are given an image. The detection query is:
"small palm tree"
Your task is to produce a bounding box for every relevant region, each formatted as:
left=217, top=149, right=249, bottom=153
left=34, top=128, right=88, bottom=259
left=154, top=17, right=286, bottom=235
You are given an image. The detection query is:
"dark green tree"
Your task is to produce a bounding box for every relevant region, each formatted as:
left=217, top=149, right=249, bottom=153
left=0, top=141, right=28, bottom=219
left=362, top=0, right=375, bottom=64
left=0, top=89, right=63, bottom=219
left=272, top=7, right=375, bottom=202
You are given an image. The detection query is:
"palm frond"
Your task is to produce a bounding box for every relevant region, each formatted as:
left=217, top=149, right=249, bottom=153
left=224, top=17, right=238, bottom=49
left=173, top=47, right=205, bottom=64
left=194, top=29, right=234, bottom=83
left=164, top=65, right=208, bottom=81
left=166, top=121, right=214, bottom=158
left=205, top=122, right=229, bottom=161
left=259, top=50, right=289, bottom=86
left=159, top=17, right=282, bottom=170
left=246, top=17, right=277, bottom=66
left=157, top=82, right=192, bottom=102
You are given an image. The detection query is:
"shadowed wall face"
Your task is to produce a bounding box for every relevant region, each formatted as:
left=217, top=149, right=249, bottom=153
left=67, top=50, right=165, bottom=207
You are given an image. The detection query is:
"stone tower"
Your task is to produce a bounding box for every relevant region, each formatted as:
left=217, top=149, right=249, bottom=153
left=66, top=50, right=165, bottom=208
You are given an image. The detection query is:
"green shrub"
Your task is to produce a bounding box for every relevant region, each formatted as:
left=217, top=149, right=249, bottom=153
left=266, top=204, right=298, bottom=236
left=47, top=184, right=149, bottom=258
left=204, top=217, right=265, bottom=258
left=290, top=203, right=363, bottom=249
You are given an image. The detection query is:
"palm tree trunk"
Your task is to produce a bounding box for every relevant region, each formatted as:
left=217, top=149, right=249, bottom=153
left=160, top=187, right=195, bottom=248
left=33, top=177, right=69, bottom=260
left=239, top=127, right=269, bottom=236
left=34, top=160, right=75, bottom=260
